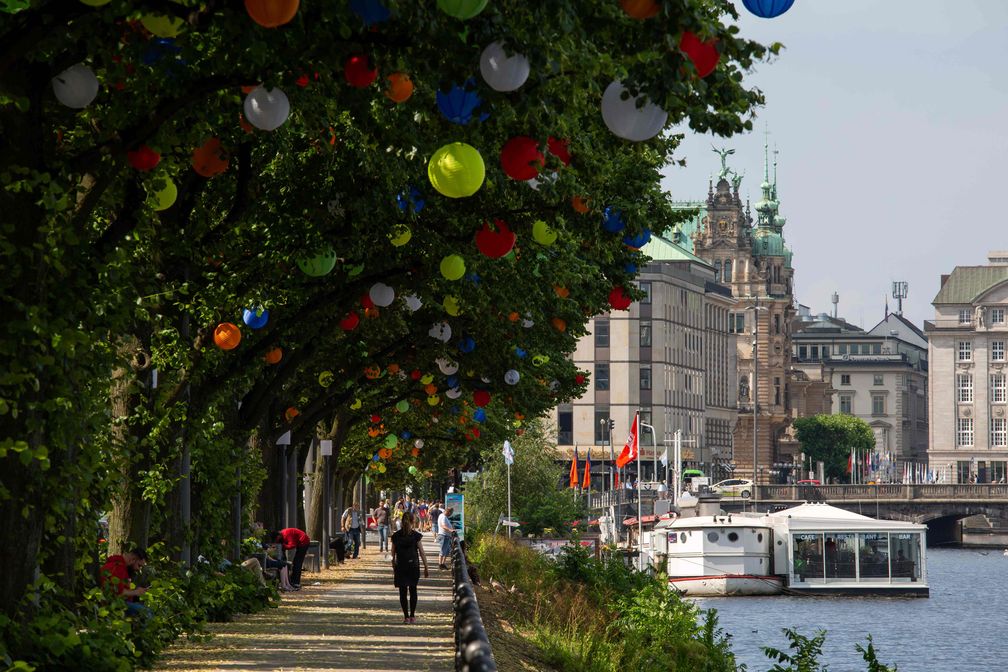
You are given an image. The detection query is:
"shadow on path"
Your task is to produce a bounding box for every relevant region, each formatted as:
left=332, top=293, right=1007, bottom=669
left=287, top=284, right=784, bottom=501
left=157, top=538, right=453, bottom=672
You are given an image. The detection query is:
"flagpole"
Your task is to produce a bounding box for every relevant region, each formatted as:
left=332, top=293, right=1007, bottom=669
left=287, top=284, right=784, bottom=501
left=637, top=413, right=643, bottom=572
left=507, top=460, right=512, bottom=539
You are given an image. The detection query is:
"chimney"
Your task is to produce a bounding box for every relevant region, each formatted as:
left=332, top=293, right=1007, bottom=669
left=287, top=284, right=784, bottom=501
left=940, top=274, right=950, bottom=287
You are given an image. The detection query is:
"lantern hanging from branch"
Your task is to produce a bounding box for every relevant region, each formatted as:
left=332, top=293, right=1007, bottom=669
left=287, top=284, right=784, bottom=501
left=473, top=390, right=490, bottom=407
left=141, top=14, right=184, bottom=37
left=500, top=136, right=544, bottom=181
left=404, top=294, right=422, bottom=312
left=479, top=41, right=529, bottom=92
left=349, top=0, right=390, bottom=25
left=264, top=347, right=283, bottom=364
left=601, top=80, right=668, bottom=142
left=437, top=0, right=486, bottom=20
left=192, top=137, right=229, bottom=177
left=214, top=322, right=242, bottom=350
left=245, top=0, right=299, bottom=27
left=475, top=219, right=516, bottom=258
left=504, top=369, right=520, bottom=385
left=127, top=145, right=161, bottom=171
left=428, top=143, right=485, bottom=198
left=620, top=0, right=659, bottom=19
left=369, top=282, right=395, bottom=307
left=149, top=176, right=177, bottom=211
left=440, top=254, right=466, bottom=281
left=623, top=228, right=652, bottom=249
left=385, top=72, right=414, bottom=102
left=319, top=370, right=334, bottom=387
left=443, top=296, right=461, bottom=316
left=389, top=225, right=412, bottom=247
left=297, top=249, right=337, bottom=276
left=436, top=80, right=488, bottom=125
left=679, top=31, right=719, bottom=77
left=243, top=86, right=290, bottom=131
left=532, top=220, right=557, bottom=246
left=742, top=0, right=794, bottom=19
left=609, top=286, right=633, bottom=310
left=340, top=312, right=360, bottom=331
left=344, top=54, right=378, bottom=88
left=429, top=322, right=452, bottom=342
left=602, top=206, right=626, bottom=233
left=243, top=307, right=269, bottom=329
left=51, top=63, right=99, bottom=108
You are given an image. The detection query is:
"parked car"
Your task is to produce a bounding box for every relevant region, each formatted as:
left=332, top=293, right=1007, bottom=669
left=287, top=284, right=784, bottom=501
left=712, top=478, right=753, bottom=498
left=797, top=479, right=821, bottom=486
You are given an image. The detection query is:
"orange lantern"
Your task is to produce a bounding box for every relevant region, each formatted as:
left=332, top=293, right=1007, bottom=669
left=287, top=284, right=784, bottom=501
left=284, top=406, right=299, bottom=422
left=387, top=363, right=400, bottom=375
left=245, top=0, right=299, bottom=27
left=620, top=0, right=659, bottom=19
left=508, top=311, right=520, bottom=322
left=364, top=365, right=382, bottom=379
left=424, top=383, right=438, bottom=396
left=192, top=137, right=229, bottom=177
left=214, top=322, right=241, bottom=350
left=554, top=286, right=570, bottom=298
left=264, top=347, right=283, bottom=364
left=411, top=447, right=420, bottom=457
left=385, top=72, right=414, bottom=103
left=571, top=195, right=590, bottom=214
left=551, top=317, right=567, bottom=332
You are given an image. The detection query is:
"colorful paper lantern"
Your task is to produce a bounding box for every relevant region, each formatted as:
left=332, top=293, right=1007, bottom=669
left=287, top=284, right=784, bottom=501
left=243, top=86, right=290, bottom=131
left=192, top=137, right=229, bottom=177
left=547, top=137, right=572, bottom=166
left=384, top=434, right=398, bottom=449
left=389, top=225, right=412, bottom=247
left=532, top=355, right=550, bottom=367
left=623, top=228, right=652, bottom=249
left=378, top=463, right=387, bottom=473
left=475, top=220, right=517, bottom=258
left=620, top=0, right=659, bottom=19
left=601, top=80, right=668, bottom=142
left=473, top=390, right=490, bottom=407
left=150, top=176, right=177, bottom=211
left=680, top=31, right=719, bottom=78
left=340, top=312, right=360, bottom=331
left=531, top=220, right=557, bottom=246
left=409, top=465, right=419, bottom=473
left=571, top=195, right=590, bottom=214
left=458, top=336, right=476, bottom=354
left=396, top=186, right=425, bottom=214
left=437, top=0, right=486, bottom=20
left=345, top=54, right=378, bottom=88
left=297, top=249, right=337, bottom=276
left=141, top=14, right=184, bottom=37
left=285, top=406, right=299, bottom=422
left=445, top=386, right=462, bottom=399
left=414, top=439, right=424, bottom=449
left=243, top=307, right=269, bottom=329
left=385, top=72, right=414, bottom=102
left=245, top=0, right=299, bottom=27
left=500, top=136, right=544, bottom=181
left=127, top=146, right=161, bottom=171
left=350, top=0, right=390, bottom=25
left=742, top=0, right=795, bottom=18
left=479, top=41, right=530, bottom=92
left=602, top=207, right=626, bottom=233
left=264, top=347, right=283, bottom=364
left=396, top=399, right=410, bottom=413
left=443, top=296, right=462, bottom=316
left=51, top=64, right=99, bottom=108
left=551, top=317, right=567, bottom=332
left=428, top=143, right=485, bottom=198
left=369, top=282, right=395, bottom=307
left=427, top=395, right=441, bottom=406
left=319, top=370, right=334, bottom=387
left=214, top=322, right=242, bottom=350
left=609, top=286, right=633, bottom=310
left=440, top=254, right=466, bottom=281
left=429, top=322, right=452, bottom=342
left=436, top=80, right=487, bottom=125
left=365, top=365, right=382, bottom=380
left=437, top=358, right=459, bottom=375
left=504, top=369, right=520, bottom=385
left=404, top=294, right=423, bottom=312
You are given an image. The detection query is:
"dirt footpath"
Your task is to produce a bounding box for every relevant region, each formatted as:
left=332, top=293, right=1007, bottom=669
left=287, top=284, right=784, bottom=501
left=157, top=538, right=454, bottom=672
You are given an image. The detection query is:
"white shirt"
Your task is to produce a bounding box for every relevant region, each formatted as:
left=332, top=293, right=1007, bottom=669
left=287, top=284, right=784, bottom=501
left=438, top=512, right=453, bottom=535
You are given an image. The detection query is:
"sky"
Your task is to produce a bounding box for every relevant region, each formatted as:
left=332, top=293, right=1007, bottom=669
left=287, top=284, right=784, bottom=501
left=660, top=0, right=1008, bottom=330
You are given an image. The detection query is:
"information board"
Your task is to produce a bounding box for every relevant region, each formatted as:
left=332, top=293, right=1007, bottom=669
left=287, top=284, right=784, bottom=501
left=444, top=492, right=465, bottom=541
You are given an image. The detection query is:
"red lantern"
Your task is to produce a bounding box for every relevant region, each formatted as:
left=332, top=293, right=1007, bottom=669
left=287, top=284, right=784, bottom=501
left=410, top=369, right=422, bottom=381
left=345, top=54, right=378, bottom=88
left=264, top=347, right=283, bottom=364
left=285, top=406, right=299, bottom=422
left=127, top=145, right=160, bottom=171
left=361, top=293, right=375, bottom=310
left=213, top=322, right=242, bottom=350
left=340, top=312, right=360, bottom=331
left=500, top=136, right=544, bottom=181
left=473, top=390, right=490, bottom=407
left=680, top=31, right=719, bottom=78
left=575, top=373, right=585, bottom=385
left=474, top=220, right=517, bottom=259
left=245, top=0, right=299, bottom=27
left=620, top=0, right=659, bottom=19
left=609, top=286, right=633, bottom=310
left=371, top=414, right=381, bottom=424
left=191, top=137, right=229, bottom=177
left=547, top=136, right=572, bottom=166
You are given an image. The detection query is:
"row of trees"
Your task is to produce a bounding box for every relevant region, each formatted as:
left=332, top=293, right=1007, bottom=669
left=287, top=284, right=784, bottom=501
left=0, top=0, right=777, bottom=640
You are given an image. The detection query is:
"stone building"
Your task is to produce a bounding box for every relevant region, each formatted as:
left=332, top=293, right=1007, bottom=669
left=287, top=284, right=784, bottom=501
left=926, top=252, right=1008, bottom=483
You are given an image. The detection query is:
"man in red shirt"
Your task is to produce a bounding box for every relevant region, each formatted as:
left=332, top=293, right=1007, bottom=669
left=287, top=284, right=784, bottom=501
left=100, top=548, right=150, bottom=617
left=271, top=528, right=310, bottom=589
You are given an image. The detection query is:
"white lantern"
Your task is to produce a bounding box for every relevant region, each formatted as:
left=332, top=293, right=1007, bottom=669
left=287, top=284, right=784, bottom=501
left=504, top=369, right=520, bottom=385
left=479, top=41, right=530, bottom=92
left=414, top=438, right=424, bottom=449
left=369, top=282, right=395, bottom=307
left=550, top=379, right=561, bottom=392
left=437, top=358, right=459, bottom=375
left=445, top=386, right=462, bottom=399
left=527, top=171, right=558, bottom=191
left=522, top=314, right=534, bottom=329
left=429, top=321, right=452, bottom=342
left=243, top=86, right=290, bottom=131
left=404, top=294, right=423, bottom=312
left=51, top=64, right=99, bottom=109
left=601, top=80, right=668, bottom=142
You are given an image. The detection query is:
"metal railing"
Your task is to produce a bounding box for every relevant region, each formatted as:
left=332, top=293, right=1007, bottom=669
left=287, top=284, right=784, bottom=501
left=451, top=532, right=496, bottom=672
left=757, top=483, right=1008, bottom=502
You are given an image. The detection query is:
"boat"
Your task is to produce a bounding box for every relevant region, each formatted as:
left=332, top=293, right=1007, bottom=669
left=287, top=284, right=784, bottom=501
left=644, top=495, right=929, bottom=597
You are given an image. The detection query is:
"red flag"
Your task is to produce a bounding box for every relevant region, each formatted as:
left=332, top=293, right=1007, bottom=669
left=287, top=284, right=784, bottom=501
left=616, top=413, right=639, bottom=468
left=614, top=469, right=619, bottom=489
left=569, top=447, right=579, bottom=489
left=847, top=448, right=853, bottom=474
left=582, top=447, right=592, bottom=489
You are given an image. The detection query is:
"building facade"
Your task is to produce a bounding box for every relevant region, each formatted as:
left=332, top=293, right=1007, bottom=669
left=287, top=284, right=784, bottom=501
left=926, top=252, right=1008, bottom=483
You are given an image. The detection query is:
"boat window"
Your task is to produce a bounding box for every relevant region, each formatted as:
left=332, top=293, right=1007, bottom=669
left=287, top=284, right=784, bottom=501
left=792, top=533, right=824, bottom=581
left=758, top=533, right=764, bottom=543
left=858, top=533, right=890, bottom=581
left=707, top=531, right=720, bottom=543
left=889, top=532, right=921, bottom=581
left=824, top=533, right=857, bottom=581
left=727, top=532, right=739, bottom=542
left=680, top=532, right=687, bottom=544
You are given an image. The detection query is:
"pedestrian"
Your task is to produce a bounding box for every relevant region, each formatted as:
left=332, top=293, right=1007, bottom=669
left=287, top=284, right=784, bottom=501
left=374, top=499, right=391, bottom=554
left=341, top=502, right=365, bottom=559
left=391, top=511, right=429, bottom=624
left=436, top=506, right=455, bottom=569
left=393, top=499, right=405, bottom=531
left=418, top=499, right=429, bottom=532
left=428, top=501, right=441, bottom=536
left=100, top=547, right=151, bottom=618
left=270, top=527, right=311, bottom=588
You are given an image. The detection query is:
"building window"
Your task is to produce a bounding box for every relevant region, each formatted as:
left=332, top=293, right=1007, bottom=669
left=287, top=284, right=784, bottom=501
left=638, top=281, right=652, bottom=304
left=993, top=341, right=1005, bottom=362
left=992, top=418, right=1008, bottom=448
left=958, top=341, right=972, bottom=361
left=873, top=375, right=884, bottom=386
left=991, top=374, right=1006, bottom=403
left=840, top=394, right=852, bottom=414
left=595, top=363, right=609, bottom=391
left=557, top=409, right=573, bottom=445
left=640, top=323, right=652, bottom=347
left=595, top=320, right=610, bottom=348
left=798, top=345, right=807, bottom=360
left=774, top=314, right=781, bottom=334
left=959, top=308, right=973, bottom=324
left=838, top=344, right=848, bottom=355
left=872, top=343, right=882, bottom=354
left=872, top=394, right=885, bottom=416
left=810, top=345, right=820, bottom=361
left=956, top=374, right=973, bottom=403
left=724, top=260, right=733, bottom=282
left=714, top=261, right=722, bottom=282
left=640, top=367, right=651, bottom=390
left=774, top=376, right=781, bottom=406
left=993, top=308, right=1006, bottom=324
left=729, top=313, right=745, bottom=333
left=957, top=417, right=974, bottom=447
left=992, top=461, right=1008, bottom=483
left=639, top=409, right=652, bottom=427
left=595, top=408, right=610, bottom=444
left=841, top=374, right=851, bottom=386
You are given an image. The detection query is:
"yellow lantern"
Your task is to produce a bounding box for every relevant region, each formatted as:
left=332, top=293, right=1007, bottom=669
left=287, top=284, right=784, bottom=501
left=428, top=142, right=485, bottom=198
left=141, top=14, right=185, bottom=37
left=443, top=295, right=462, bottom=316
left=150, top=176, right=177, bottom=211
left=389, top=224, right=412, bottom=247
left=532, top=220, right=558, bottom=246
left=440, top=254, right=466, bottom=281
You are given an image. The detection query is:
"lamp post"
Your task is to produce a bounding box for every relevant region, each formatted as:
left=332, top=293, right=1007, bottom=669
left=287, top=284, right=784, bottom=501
left=751, top=301, right=768, bottom=510
left=641, top=422, right=657, bottom=483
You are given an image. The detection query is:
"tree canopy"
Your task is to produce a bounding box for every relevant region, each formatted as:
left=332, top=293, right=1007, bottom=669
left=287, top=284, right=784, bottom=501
left=793, top=414, right=876, bottom=481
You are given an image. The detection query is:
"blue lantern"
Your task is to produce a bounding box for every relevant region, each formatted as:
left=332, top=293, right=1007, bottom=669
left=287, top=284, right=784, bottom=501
left=401, top=430, right=413, bottom=439
left=458, top=336, right=476, bottom=354
left=396, top=185, right=425, bottom=213
left=436, top=79, right=490, bottom=125
left=473, top=408, right=487, bottom=423
left=372, top=453, right=381, bottom=461
left=450, top=404, right=461, bottom=415
left=623, top=262, right=638, bottom=274
left=349, top=0, right=391, bottom=25
left=622, top=228, right=651, bottom=249
left=514, top=347, right=527, bottom=359
left=741, top=0, right=795, bottom=18
left=447, top=375, right=459, bottom=388
left=243, top=307, right=269, bottom=329
left=602, top=206, right=625, bottom=233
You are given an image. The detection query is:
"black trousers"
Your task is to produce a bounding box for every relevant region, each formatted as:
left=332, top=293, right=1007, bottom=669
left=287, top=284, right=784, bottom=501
left=329, top=536, right=346, bottom=563
left=398, top=584, right=418, bottom=617
left=290, top=544, right=309, bottom=586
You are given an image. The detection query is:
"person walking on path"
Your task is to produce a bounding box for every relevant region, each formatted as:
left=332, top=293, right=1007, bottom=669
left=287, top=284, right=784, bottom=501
left=373, top=499, right=391, bottom=555
left=435, top=506, right=454, bottom=570
left=342, top=502, right=365, bottom=559
left=390, top=511, right=429, bottom=624
left=271, top=527, right=311, bottom=588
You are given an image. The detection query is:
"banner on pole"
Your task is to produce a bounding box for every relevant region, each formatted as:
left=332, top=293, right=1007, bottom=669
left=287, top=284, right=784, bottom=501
left=445, top=492, right=465, bottom=541
left=502, top=440, right=514, bottom=466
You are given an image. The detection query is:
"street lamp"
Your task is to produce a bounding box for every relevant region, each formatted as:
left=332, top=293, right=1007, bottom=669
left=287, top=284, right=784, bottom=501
left=641, top=422, right=657, bottom=483
left=750, top=301, right=769, bottom=509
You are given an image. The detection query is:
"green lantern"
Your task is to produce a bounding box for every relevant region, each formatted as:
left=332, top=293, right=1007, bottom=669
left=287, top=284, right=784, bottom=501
left=390, top=225, right=412, bottom=247
left=443, top=295, right=462, bottom=316
left=428, top=143, right=485, bottom=198
left=396, top=399, right=410, bottom=413
left=532, top=220, right=558, bottom=246
left=440, top=254, right=466, bottom=281
left=298, top=249, right=337, bottom=277
left=437, top=0, right=487, bottom=19
left=319, top=371, right=334, bottom=388
left=141, top=14, right=184, bottom=37
left=150, top=176, right=177, bottom=211
left=409, top=465, right=419, bottom=475
left=384, top=434, right=398, bottom=449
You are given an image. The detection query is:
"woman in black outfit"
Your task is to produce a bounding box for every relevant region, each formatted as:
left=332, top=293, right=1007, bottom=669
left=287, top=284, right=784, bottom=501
left=391, top=511, right=429, bottom=623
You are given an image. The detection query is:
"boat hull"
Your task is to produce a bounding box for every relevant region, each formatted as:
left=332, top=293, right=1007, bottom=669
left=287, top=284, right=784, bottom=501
left=668, top=574, right=783, bottom=596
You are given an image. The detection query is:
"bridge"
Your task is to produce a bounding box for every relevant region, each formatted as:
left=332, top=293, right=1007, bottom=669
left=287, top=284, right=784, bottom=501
left=589, top=484, right=1008, bottom=545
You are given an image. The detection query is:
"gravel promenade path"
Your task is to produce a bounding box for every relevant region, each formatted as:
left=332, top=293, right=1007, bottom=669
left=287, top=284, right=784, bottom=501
left=158, top=537, right=454, bottom=672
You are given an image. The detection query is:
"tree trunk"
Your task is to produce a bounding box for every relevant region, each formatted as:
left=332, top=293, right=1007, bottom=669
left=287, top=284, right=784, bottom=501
left=254, top=429, right=281, bottom=533
left=0, top=458, right=44, bottom=616
left=304, top=442, right=324, bottom=541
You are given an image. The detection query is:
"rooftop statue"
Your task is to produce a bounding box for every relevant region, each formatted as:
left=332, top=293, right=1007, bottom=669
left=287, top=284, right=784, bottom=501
left=712, top=145, right=735, bottom=180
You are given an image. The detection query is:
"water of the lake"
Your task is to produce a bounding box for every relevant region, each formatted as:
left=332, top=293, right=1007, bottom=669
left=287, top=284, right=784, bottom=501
left=694, top=548, right=1008, bottom=672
